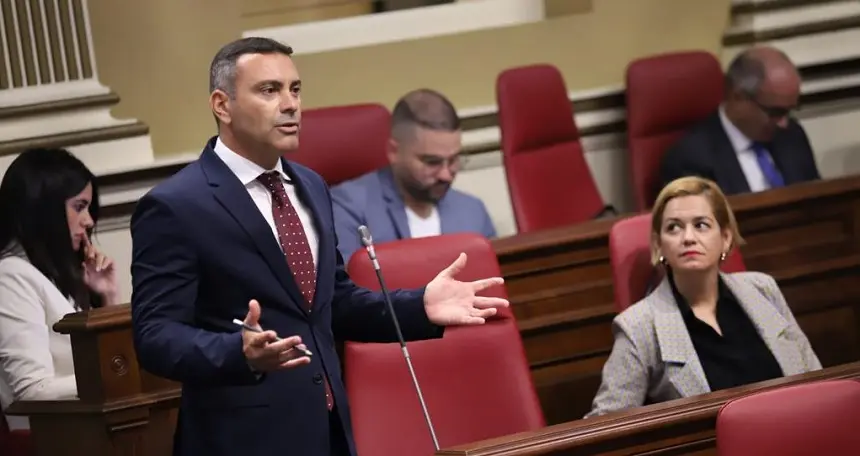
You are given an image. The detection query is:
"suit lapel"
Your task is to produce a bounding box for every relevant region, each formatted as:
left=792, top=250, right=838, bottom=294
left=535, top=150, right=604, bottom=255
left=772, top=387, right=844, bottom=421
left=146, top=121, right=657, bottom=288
left=721, top=273, right=804, bottom=376
left=437, top=193, right=457, bottom=234
left=767, top=136, right=797, bottom=185
left=650, top=279, right=710, bottom=398
left=200, top=148, right=307, bottom=313
left=379, top=168, right=410, bottom=239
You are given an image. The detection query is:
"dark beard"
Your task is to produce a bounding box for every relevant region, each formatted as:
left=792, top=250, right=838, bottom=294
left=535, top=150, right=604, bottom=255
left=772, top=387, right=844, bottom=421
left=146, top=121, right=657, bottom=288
left=404, top=181, right=450, bottom=204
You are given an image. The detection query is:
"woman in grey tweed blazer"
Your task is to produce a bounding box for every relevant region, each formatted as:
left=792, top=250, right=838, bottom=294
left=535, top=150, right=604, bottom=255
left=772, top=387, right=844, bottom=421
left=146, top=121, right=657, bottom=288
left=586, top=177, right=821, bottom=418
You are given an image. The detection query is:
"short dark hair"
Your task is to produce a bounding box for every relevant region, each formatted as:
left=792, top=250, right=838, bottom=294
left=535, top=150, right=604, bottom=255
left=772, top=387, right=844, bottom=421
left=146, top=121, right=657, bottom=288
left=391, top=89, right=460, bottom=142
left=209, top=37, right=294, bottom=98
left=725, top=47, right=793, bottom=97
left=0, top=148, right=100, bottom=310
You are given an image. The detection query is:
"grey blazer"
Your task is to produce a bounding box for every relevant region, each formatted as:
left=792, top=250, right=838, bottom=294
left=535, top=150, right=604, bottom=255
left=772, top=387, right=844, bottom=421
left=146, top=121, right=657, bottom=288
left=586, top=271, right=822, bottom=418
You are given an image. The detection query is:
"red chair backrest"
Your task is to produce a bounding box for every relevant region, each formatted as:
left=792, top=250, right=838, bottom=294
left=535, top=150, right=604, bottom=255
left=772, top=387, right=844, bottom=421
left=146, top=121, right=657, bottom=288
left=496, top=64, right=604, bottom=233
left=610, top=213, right=747, bottom=312
left=0, top=411, right=32, bottom=456
left=716, top=379, right=860, bottom=455
left=345, top=233, right=545, bottom=456
left=289, top=103, right=390, bottom=186
left=626, top=51, right=724, bottom=210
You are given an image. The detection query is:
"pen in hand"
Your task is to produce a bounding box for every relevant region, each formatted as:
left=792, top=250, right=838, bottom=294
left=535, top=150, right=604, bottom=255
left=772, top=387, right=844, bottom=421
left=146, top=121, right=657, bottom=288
left=232, top=319, right=313, bottom=357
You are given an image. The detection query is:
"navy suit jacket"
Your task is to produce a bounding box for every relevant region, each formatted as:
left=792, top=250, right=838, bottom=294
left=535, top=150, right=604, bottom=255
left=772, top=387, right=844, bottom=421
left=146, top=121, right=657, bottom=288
left=331, top=167, right=497, bottom=264
left=130, top=137, right=443, bottom=456
left=659, top=112, right=820, bottom=197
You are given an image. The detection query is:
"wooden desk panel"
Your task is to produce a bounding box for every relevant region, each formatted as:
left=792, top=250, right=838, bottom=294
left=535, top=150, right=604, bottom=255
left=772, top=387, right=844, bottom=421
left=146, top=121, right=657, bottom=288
left=493, top=176, right=860, bottom=425
left=437, top=362, right=860, bottom=456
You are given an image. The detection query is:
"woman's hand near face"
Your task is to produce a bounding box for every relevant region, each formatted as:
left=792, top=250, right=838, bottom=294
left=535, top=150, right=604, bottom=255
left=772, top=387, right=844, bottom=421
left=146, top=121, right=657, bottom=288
left=82, top=235, right=119, bottom=306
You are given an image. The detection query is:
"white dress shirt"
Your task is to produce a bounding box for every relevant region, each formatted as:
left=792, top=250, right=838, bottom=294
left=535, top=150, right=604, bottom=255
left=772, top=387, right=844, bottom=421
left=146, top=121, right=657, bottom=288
left=0, top=247, right=79, bottom=430
left=213, top=138, right=319, bottom=268
left=718, top=106, right=778, bottom=193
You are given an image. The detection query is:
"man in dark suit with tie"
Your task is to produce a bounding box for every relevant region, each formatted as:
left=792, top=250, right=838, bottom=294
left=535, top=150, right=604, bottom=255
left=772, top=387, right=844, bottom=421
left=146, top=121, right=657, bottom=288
left=659, top=46, right=820, bottom=196
left=129, top=37, right=509, bottom=456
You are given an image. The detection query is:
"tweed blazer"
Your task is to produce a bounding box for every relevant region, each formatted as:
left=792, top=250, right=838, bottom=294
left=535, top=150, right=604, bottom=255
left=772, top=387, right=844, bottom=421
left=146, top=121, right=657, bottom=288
left=585, top=271, right=821, bottom=418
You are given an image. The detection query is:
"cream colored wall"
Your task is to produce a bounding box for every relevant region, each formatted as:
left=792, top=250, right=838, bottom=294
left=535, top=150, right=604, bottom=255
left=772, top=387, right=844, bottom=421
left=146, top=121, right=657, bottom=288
left=86, top=0, right=730, bottom=157
left=87, top=0, right=242, bottom=157
left=240, top=0, right=374, bottom=30
left=294, top=0, right=731, bottom=110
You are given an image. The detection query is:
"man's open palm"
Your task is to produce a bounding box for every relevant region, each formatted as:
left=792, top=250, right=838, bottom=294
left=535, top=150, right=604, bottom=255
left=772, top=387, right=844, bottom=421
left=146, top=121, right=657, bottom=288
left=423, top=253, right=510, bottom=326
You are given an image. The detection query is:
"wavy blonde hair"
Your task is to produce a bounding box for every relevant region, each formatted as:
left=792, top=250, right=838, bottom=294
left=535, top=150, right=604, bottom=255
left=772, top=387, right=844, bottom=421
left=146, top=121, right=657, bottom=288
left=650, top=176, right=745, bottom=265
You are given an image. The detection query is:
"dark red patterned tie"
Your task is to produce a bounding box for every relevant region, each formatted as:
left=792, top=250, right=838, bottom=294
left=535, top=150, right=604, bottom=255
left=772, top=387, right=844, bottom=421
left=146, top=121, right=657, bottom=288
left=257, top=171, right=333, bottom=411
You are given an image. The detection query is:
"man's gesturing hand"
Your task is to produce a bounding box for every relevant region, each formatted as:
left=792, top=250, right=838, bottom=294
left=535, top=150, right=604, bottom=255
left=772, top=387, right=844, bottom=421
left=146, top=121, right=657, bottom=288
left=242, top=299, right=311, bottom=372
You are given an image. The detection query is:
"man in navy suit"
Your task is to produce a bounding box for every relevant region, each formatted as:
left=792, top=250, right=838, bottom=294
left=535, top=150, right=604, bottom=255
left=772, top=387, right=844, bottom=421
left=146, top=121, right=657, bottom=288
left=659, top=46, right=820, bottom=197
left=130, top=37, right=509, bottom=456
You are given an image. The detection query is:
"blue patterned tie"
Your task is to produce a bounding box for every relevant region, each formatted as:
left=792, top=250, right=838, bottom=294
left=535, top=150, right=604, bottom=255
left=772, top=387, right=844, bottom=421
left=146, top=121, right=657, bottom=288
left=751, top=142, right=785, bottom=188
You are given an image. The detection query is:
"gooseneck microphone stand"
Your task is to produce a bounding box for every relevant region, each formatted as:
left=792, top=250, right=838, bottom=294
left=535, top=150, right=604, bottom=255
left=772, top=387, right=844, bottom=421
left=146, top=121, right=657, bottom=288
left=357, top=225, right=440, bottom=451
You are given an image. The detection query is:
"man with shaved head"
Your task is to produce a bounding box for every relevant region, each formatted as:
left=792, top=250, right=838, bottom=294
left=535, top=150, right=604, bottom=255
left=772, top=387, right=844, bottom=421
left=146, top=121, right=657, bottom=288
left=659, top=46, right=820, bottom=197
left=331, top=88, right=496, bottom=263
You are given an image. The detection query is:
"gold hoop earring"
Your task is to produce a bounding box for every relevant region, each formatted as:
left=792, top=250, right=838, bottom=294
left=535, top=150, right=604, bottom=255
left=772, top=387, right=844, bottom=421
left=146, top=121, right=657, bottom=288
left=720, top=252, right=727, bottom=261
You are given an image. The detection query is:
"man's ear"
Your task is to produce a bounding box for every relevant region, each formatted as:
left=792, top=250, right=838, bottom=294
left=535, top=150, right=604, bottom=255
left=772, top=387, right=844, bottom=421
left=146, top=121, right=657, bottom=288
left=210, top=90, right=232, bottom=125
left=386, top=138, right=399, bottom=164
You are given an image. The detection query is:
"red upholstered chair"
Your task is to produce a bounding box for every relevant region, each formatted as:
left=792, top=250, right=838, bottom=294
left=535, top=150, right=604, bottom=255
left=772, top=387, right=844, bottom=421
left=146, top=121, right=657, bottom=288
left=344, top=233, right=545, bottom=456
left=716, top=379, right=860, bottom=455
left=610, top=213, right=747, bottom=312
left=288, top=103, right=390, bottom=186
left=496, top=64, right=609, bottom=233
left=0, top=411, right=32, bottom=456
left=625, top=51, right=724, bottom=210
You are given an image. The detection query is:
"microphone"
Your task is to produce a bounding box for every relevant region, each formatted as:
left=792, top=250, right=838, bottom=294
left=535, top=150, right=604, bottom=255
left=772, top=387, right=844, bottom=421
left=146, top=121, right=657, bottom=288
left=357, top=225, right=440, bottom=451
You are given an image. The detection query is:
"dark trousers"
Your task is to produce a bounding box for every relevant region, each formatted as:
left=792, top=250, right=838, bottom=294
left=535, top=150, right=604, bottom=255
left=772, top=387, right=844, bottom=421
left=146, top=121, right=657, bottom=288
left=329, top=408, right=351, bottom=456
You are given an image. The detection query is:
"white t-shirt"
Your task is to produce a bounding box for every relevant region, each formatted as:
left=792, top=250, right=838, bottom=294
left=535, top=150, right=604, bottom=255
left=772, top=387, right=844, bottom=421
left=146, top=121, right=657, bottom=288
left=406, top=206, right=441, bottom=238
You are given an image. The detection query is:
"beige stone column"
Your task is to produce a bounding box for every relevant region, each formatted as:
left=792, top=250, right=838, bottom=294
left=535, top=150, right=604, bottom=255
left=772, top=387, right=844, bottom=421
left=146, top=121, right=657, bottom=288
left=0, top=0, right=154, bottom=176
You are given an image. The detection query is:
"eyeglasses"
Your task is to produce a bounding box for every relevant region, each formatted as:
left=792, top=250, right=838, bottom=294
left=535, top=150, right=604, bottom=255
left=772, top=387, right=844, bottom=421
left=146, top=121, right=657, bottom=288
left=417, top=154, right=466, bottom=173
left=748, top=96, right=796, bottom=119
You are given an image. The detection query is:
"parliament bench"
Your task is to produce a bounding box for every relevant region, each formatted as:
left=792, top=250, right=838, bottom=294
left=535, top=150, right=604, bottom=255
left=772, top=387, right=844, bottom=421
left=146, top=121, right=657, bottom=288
left=494, top=174, right=860, bottom=424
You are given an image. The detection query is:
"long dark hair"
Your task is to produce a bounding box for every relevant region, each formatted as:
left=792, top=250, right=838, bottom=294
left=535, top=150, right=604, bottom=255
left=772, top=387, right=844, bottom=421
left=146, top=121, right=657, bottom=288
left=0, top=148, right=100, bottom=310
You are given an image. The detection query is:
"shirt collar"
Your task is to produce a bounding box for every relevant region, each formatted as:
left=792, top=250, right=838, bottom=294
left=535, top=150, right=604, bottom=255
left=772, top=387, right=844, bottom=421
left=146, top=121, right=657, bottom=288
left=212, top=137, right=290, bottom=186
left=718, top=105, right=754, bottom=154
left=668, top=270, right=734, bottom=318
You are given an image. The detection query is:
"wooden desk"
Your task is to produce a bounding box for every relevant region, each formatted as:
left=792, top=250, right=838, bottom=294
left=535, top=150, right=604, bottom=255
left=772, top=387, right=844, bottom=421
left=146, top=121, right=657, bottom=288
left=5, top=305, right=181, bottom=456
left=436, top=362, right=860, bottom=456
left=493, top=175, right=860, bottom=424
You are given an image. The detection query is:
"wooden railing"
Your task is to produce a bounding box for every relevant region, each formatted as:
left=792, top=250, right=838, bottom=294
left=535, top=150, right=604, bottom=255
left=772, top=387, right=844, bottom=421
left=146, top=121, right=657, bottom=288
left=437, top=362, right=860, bottom=455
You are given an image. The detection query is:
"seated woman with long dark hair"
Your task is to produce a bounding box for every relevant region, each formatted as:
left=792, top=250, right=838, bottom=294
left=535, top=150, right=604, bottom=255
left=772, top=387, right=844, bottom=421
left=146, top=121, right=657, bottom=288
left=0, top=148, right=118, bottom=429
left=586, top=176, right=821, bottom=417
